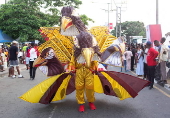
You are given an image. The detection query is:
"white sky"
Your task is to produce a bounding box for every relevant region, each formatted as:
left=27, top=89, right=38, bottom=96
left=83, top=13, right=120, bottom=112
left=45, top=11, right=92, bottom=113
left=0, top=0, right=170, bottom=36
left=79, top=0, right=170, bottom=36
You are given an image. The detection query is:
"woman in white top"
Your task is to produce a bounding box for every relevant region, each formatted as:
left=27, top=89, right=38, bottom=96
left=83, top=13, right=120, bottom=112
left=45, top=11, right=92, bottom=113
left=136, top=44, right=144, bottom=76
left=143, top=45, right=148, bottom=79
left=124, top=47, right=133, bottom=71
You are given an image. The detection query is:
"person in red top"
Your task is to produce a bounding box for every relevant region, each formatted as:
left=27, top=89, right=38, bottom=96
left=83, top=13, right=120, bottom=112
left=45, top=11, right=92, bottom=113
left=146, top=41, right=158, bottom=89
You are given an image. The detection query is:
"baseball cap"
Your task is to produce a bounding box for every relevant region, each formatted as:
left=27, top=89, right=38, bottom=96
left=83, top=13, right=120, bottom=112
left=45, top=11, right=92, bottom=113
left=146, top=41, right=152, bottom=45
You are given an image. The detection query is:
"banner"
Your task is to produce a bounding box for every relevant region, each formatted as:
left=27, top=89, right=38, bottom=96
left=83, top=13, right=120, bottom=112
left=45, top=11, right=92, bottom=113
left=146, top=24, right=162, bottom=43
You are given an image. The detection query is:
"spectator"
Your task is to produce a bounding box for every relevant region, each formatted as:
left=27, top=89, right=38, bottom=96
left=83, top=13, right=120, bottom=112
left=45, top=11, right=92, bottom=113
left=154, top=40, right=161, bottom=81
left=22, top=43, right=27, bottom=64
left=25, top=43, right=31, bottom=70
left=8, top=41, right=24, bottom=78
left=167, top=41, right=170, bottom=79
left=22, top=44, right=28, bottom=52
left=143, top=44, right=148, bottom=80
left=146, top=41, right=158, bottom=90
left=131, top=45, right=136, bottom=71
left=159, top=37, right=169, bottom=86
left=120, top=52, right=127, bottom=72
left=136, top=44, right=144, bottom=76
left=124, top=47, right=132, bottom=71
left=29, top=42, right=38, bottom=80
left=18, top=48, right=24, bottom=64
left=0, top=48, right=3, bottom=72
left=0, top=48, right=5, bottom=72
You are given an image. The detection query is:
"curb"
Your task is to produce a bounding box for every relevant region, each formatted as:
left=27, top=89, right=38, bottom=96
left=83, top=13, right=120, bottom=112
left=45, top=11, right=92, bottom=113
left=154, top=80, right=170, bottom=91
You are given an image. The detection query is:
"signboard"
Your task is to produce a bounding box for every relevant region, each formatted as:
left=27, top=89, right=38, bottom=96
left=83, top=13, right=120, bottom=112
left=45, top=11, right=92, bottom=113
left=146, top=24, right=162, bottom=43
left=109, top=23, right=113, bottom=29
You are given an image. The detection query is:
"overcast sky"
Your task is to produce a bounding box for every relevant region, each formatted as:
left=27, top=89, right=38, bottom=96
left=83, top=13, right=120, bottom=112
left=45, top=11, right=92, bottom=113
left=79, top=0, right=170, bottom=36
left=0, top=0, right=170, bottom=36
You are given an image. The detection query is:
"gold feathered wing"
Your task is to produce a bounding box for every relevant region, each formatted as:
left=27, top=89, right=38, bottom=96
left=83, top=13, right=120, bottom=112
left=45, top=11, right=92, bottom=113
left=89, top=26, right=117, bottom=53
left=38, top=27, right=74, bottom=63
left=90, top=26, right=124, bottom=67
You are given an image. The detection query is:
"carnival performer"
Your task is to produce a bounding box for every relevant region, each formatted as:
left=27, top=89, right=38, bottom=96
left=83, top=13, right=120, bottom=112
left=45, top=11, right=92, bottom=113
left=19, top=6, right=150, bottom=113
left=66, top=31, right=101, bottom=112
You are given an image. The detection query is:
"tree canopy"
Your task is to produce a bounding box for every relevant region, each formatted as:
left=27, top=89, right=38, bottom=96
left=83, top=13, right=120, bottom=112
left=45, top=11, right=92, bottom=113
left=111, top=21, right=146, bottom=38
left=0, top=0, right=94, bottom=42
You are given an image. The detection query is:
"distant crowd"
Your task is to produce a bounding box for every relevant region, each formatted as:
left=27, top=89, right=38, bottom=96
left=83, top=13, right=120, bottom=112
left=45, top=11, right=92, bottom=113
left=121, top=37, right=170, bottom=89
left=0, top=41, right=39, bottom=80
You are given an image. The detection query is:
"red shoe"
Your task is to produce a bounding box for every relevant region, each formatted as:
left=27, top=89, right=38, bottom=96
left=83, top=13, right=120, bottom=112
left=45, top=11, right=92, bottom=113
left=89, top=102, right=96, bottom=110
left=79, top=105, right=85, bottom=112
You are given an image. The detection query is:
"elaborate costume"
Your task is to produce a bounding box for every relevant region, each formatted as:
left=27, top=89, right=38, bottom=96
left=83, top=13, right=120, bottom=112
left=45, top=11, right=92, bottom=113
left=19, top=6, right=149, bottom=112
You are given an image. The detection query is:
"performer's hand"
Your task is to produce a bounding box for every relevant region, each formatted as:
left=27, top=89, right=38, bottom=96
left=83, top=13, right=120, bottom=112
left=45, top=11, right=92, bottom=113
left=65, top=69, right=71, bottom=73
left=98, top=68, right=104, bottom=71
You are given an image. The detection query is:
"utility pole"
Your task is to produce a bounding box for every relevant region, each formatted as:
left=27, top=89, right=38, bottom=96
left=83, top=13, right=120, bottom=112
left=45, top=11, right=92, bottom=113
left=116, top=7, right=121, bottom=37
left=156, top=0, right=158, bottom=24
left=108, top=3, right=110, bottom=28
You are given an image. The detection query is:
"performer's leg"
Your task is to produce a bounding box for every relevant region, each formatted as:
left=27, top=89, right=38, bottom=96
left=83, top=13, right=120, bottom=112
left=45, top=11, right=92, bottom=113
left=86, top=89, right=95, bottom=103
left=85, top=71, right=96, bottom=110
left=75, top=68, right=86, bottom=112
left=76, top=88, right=85, bottom=112
left=76, top=88, right=85, bottom=104
left=86, top=89, right=96, bottom=110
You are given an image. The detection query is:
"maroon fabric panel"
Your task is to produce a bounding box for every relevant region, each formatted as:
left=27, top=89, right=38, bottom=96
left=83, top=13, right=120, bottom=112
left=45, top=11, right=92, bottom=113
left=66, top=73, right=76, bottom=95
left=39, top=73, right=69, bottom=104
left=108, top=71, right=150, bottom=95
left=47, top=57, right=64, bottom=76
left=97, top=72, right=117, bottom=96
left=103, top=71, right=138, bottom=98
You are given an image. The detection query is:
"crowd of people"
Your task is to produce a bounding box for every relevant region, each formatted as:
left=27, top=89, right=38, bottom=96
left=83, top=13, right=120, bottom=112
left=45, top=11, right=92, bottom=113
left=121, top=37, right=170, bottom=89
left=0, top=41, right=39, bottom=80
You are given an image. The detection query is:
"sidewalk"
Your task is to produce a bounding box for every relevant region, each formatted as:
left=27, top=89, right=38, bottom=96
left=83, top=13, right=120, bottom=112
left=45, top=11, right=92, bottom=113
left=164, top=79, right=170, bottom=90
left=0, top=64, right=26, bottom=77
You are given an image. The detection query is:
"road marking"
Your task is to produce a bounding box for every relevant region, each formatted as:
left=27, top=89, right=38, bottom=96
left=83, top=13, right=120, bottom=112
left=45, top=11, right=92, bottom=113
left=48, top=106, right=57, bottom=118
left=130, top=71, right=170, bottom=98
left=153, top=86, right=170, bottom=98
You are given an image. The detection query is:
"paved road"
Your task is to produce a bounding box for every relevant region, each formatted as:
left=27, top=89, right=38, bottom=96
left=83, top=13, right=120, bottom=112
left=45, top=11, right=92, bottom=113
left=0, top=66, right=170, bottom=118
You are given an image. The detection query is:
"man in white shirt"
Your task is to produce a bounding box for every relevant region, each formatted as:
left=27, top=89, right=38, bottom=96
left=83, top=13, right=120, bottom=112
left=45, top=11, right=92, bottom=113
left=159, top=37, right=169, bottom=86
left=154, top=40, right=161, bottom=82
left=29, top=43, right=38, bottom=80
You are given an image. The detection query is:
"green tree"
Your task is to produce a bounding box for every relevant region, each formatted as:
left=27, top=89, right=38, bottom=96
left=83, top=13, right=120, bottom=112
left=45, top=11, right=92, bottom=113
left=111, top=21, right=146, bottom=41
left=0, top=0, right=94, bottom=42
left=80, top=14, right=94, bottom=26
left=0, top=3, right=50, bottom=42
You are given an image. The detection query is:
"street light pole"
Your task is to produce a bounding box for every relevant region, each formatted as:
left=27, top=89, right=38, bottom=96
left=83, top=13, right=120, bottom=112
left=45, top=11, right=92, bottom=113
left=156, top=0, right=159, bottom=24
